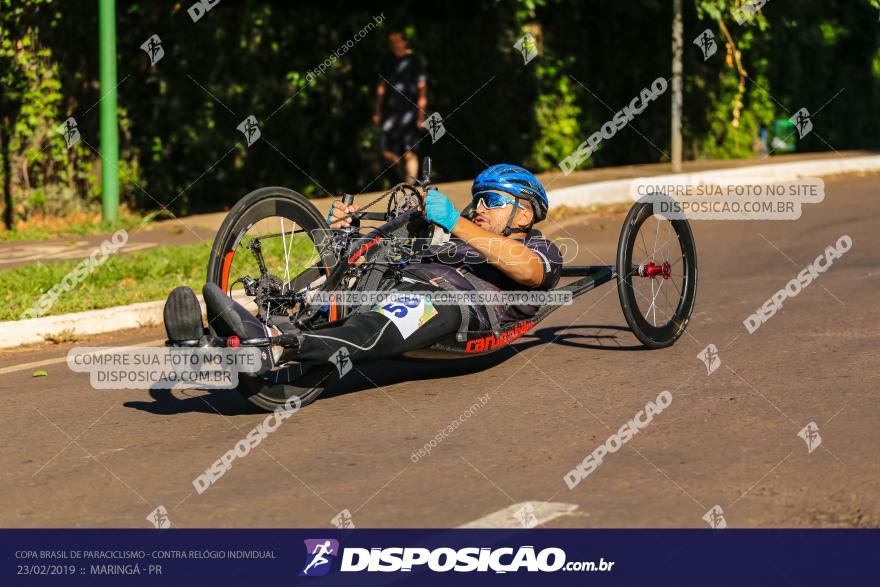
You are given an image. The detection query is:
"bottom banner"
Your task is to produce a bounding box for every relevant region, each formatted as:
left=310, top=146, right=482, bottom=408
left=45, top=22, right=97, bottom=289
left=2, top=529, right=876, bottom=585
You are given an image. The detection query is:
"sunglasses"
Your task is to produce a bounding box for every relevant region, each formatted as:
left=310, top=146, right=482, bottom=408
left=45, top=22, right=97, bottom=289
left=473, top=191, right=525, bottom=211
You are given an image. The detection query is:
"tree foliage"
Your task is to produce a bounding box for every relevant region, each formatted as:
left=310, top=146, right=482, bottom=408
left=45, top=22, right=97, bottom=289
left=1, top=0, right=878, bottom=228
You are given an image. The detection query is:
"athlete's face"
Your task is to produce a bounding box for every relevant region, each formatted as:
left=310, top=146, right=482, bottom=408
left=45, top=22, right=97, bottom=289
left=389, top=33, right=408, bottom=57
left=473, top=199, right=534, bottom=234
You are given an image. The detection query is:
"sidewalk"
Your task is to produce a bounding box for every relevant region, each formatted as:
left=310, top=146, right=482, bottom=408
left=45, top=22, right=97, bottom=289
left=1, top=150, right=873, bottom=270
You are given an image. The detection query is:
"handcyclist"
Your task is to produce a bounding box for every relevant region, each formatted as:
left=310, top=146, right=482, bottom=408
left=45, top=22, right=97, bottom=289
left=163, top=164, right=562, bottom=367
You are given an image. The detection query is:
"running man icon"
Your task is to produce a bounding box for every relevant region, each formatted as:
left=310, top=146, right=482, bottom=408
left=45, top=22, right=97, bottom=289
left=300, top=539, right=340, bottom=577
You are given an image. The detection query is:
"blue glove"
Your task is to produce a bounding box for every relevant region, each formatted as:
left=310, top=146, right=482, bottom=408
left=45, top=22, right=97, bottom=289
left=425, top=189, right=460, bottom=233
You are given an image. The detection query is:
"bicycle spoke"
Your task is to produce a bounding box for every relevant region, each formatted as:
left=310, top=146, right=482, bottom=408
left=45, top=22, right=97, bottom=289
left=651, top=216, right=661, bottom=261
left=670, top=273, right=683, bottom=297
left=280, top=218, right=292, bottom=293
left=645, top=279, right=657, bottom=324
left=632, top=269, right=672, bottom=328
left=652, top=279, right=665, bottom=325
left=653, top=234, right=675, bottom=261
left=663, top=220, right=673, bottom=262
left=662, top=270, right=672, bottom=318
left=667, top=255, right=684, bottom=268
left=639, top=225, right=651, bottom=262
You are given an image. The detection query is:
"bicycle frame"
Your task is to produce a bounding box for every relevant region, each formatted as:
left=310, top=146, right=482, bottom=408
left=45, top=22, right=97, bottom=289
left=409, top=265, right=615, bottom=358
left=222, top=241, right=617, bottom=358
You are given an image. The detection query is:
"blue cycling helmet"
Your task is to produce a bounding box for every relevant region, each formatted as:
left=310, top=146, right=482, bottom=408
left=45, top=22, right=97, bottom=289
left=471, top=164, right=549, bottom=223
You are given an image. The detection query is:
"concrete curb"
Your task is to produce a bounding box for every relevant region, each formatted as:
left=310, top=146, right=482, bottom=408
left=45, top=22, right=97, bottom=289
left=547, top=154, right=880, bottom=208
left=0, top=299, right=168, bottom=348
left=4, top=154, right=878, bottom=349
left=0, top=293, right=246, bottom=349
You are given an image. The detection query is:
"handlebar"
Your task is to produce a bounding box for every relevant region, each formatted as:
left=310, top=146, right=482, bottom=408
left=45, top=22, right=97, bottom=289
left=422, top=157, right=432, bottom=184
left=335, top=156, right=433, bottom=226
left=364, top=207, right=423, bottom=237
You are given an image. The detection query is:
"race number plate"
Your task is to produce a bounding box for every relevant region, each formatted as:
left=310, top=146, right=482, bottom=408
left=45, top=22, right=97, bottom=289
left=371, top=294, right=438, bottom=339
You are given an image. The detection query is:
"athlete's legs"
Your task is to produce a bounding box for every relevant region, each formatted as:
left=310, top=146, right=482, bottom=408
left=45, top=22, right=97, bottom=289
left=165, top=283, right=469, bottom=367
left=292, top=294, right=461, bottom=364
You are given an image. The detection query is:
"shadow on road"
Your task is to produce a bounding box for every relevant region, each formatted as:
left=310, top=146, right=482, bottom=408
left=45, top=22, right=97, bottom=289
left=514, top=323, right=643, bottom=352
left=124, top=384, right=265, bottom=416
left=122, top=324, right=644, bottom=416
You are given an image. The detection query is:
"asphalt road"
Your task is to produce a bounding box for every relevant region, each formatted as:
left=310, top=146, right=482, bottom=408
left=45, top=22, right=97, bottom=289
left=1, top=174, right=878, bottom=529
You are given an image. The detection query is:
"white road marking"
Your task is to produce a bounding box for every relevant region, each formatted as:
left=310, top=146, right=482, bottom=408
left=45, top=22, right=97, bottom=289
left=459, top=501, right=578, bottom=529
left=0, top=339, right=166, bottom=376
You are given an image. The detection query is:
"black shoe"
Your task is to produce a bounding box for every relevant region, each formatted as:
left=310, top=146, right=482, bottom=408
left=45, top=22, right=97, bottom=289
left=203, top=282, right=270, bottom=340
left=163, top=286, right=204, bottom=346
left=203, top=283, right=303, bottom=371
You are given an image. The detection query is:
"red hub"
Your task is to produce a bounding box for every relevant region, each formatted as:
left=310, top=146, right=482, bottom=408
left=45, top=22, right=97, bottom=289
left=641, top=261, right=671, bottom=279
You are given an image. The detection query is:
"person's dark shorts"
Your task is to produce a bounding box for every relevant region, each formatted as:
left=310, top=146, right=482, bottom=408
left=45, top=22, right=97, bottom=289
left=381, top=108, right=420, bottom=155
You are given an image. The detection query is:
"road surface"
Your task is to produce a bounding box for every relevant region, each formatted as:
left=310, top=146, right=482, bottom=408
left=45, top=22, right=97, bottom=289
left=1, top=174, right=877, bottom=529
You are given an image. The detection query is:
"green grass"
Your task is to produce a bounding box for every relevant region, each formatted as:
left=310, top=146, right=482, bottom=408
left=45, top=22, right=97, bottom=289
left=1, top=241, right=213, bottom=321
left=0, top=210, right=159, bottom=242
left=1, top=231, right=320, bottom=322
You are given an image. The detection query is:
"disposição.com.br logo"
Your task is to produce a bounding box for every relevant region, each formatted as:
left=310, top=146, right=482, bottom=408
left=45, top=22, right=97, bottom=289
left=300, top=539, right=340, bottom=577
left=298, top=540, right=613, bottom=575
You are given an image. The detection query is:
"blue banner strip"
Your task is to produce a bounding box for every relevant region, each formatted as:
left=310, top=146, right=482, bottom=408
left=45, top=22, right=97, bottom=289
left=2, top=529, right=876, bottom=585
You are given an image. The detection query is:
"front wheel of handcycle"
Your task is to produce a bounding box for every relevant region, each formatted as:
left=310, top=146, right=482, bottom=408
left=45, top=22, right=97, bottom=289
left=616, top=193, right=697, bottom=349
left=206, top=186, right=339, bottom=411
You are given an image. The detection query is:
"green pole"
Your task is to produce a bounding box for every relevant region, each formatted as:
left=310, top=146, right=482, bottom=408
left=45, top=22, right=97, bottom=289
left=98, top=0, right=119, bottom=223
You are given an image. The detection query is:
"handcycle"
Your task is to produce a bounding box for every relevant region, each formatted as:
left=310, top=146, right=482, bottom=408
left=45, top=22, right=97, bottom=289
left=201, top=158, right=698, bottom=411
